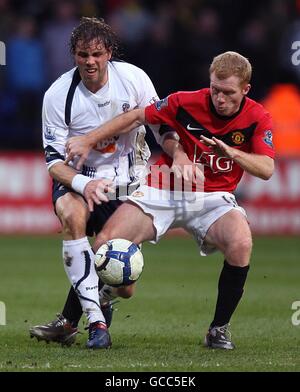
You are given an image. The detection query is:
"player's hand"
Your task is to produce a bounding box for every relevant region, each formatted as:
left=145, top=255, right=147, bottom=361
left=65, top=135, right=95, bottom=170
left=171, top=150, right=204, bottom=185
left=83, top=179, right=115, bottom=212
left=200, top=135, right=235, bottom=159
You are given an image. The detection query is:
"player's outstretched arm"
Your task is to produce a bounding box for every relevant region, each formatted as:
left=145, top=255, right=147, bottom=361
left=162, top=137, right=205, bottom=184
left=65, top=108, right=146, bottom=170
left=200, top=135, right=274, bottom=180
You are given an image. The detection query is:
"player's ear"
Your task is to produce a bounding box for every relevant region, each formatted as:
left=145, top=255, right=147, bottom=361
left=243, top=83, right=251, bottom=96
left=107, top=48, right=112, bottom=61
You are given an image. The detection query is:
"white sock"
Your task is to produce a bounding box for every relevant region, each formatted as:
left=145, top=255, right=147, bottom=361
left=63, top=237, right=105, bottom=325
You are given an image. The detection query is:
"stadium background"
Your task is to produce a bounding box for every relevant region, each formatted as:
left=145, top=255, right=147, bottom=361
left=0, top=0, right=300, bottom=372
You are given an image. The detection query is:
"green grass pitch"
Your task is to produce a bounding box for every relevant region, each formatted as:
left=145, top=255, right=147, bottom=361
left=0, top=235, right=299, bottom=372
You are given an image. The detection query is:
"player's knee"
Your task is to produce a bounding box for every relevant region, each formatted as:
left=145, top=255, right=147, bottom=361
left=227, top=236, right=252, bottom=266
left=93, top=231, right=111, bottom=252
left=239, top=236, right=253, bottom=256
left=95, top=226, right=118, bottom=248
left=57, top=204, right=87, bottom=237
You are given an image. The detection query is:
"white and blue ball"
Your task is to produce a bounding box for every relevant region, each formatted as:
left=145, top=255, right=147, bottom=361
left=95, top=239, right=144, bottom=287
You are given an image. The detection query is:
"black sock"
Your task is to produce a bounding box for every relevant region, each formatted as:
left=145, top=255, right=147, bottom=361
left=210, top=260, right=249, bottom=328
left=62, top=286, right=83, bottom=327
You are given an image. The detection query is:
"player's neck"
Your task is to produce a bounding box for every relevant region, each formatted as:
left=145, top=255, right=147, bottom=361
left=209, top=96, right=246, bottom=120
left=84, top=70, right=109, bottom=94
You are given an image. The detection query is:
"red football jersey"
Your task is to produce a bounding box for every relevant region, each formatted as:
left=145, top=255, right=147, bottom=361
left=145, top=88, right=275, bottom=192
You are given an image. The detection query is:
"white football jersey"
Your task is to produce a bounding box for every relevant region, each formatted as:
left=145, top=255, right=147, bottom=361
left=42, top=61, right=171, bottom=188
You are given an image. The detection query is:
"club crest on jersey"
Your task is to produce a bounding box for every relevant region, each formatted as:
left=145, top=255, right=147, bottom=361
left=44, top=126, right=56, bottom=141
left=132, top=191, right=144, bottom=198
left=263, top=130, right=273, bottom=148
left=122, top=102, right=130, bottom=112
left=154, top=97, right=168, bottom=111
left=231, top=131, right=245, bottom=145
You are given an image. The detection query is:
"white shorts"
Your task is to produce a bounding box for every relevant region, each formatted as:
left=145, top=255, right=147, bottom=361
left=127, top=185, right=247, bottom=255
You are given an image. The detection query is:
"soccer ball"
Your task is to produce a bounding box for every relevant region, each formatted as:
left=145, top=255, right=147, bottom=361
left=95, top=239, right=144, bottom=287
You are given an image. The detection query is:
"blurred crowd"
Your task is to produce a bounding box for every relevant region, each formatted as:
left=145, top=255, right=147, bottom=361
left=0, top=0, right=300, bottom=151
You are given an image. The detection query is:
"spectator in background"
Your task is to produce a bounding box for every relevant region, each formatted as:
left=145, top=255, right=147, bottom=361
left=107, top=0, right=154, bottom=62
left=263, top=82, right=300, bottom=157
left=6, top=16, right=45, bottom=149
left=0, top=0, right=299, bottom=151
left=7, top=16, right=45, bottom=92
left=237, top=17, right=274, bottom=100
left=0, top=0, right=14, bottom=44
left=138, top=3, right=176, bottom=97
left=187, top=7, right=225, bottom=90
left=42, top=0, right=79, bottom=84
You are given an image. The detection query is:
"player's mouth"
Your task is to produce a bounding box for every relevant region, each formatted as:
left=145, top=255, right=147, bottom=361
left=217, top=105, right=226, bottom=112
left=85, top=68, right=98, bottom=76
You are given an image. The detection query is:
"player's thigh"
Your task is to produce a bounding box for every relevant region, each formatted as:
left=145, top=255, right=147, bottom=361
left=205, top=209, right=252, bottom=255
left=99, top=201, right=156, bottom=244
left=55, top=192, right=89, bottom=229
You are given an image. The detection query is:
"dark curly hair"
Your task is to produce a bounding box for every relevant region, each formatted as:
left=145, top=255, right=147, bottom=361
left=69, top=17, right=121, bottom=57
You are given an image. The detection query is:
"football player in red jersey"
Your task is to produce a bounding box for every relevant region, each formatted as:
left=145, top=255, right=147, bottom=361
left=65, top=51, right=275, bottom=349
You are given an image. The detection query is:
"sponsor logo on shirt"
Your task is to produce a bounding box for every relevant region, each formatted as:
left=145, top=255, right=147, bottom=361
left=263, top=130, right=273, bottom=148
left=187, top=124, right=204, bottom=131
left=198, top=151, right=233, bottom=173
left=94, top=136, right=119, bottom=153
left=44, top=126, right=56, bottom=141
left=98, top=101, right=110, bottom=108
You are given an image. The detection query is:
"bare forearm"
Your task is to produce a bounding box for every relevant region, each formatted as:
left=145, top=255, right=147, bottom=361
left=162, top=137, right=187, bottom=160
left=232, top=150, right=274, bottom=180
left=87, top=108, right=146, bottom=146
left=49, top=162, right=78, bottom=188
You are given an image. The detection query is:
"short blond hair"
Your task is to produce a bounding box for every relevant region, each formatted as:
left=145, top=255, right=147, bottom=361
left=209, top=51, right=252, bottom=85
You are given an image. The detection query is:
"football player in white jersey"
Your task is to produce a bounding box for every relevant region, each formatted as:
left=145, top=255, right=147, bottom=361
left=29, top=17, right=177, bottom=349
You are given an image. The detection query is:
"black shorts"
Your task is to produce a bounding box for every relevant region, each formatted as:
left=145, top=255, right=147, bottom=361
left=52, top=180, right=122, bottom=237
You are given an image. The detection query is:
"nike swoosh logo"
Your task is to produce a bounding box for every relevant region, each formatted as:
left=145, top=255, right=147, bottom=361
left=187, top=124, right=204, bottom=131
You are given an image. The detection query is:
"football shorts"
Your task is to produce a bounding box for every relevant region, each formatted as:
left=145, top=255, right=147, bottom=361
left=127, top=185, right=247, bottom=255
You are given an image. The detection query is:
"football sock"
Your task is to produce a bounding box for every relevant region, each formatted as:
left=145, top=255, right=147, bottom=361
left=63, top=278, right=105, bottom=326
left=99, top=284, right=118, bottom=304
left=62, top=237, right=105, bottom=325
left=62, top=286, right=83, bottom=328
left=210, top=260, right=249, bottom=328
